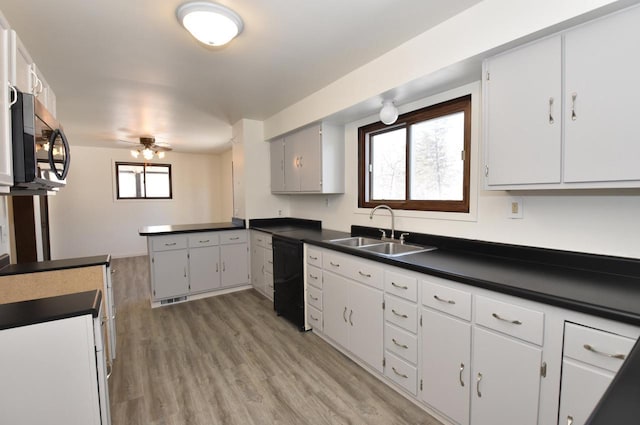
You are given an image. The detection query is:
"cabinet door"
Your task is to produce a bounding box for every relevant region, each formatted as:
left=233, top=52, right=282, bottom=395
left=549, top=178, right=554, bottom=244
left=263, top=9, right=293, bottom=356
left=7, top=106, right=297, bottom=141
left=250, top=244, right=264, bottom=294
left=284, top=132, right=301, bottom=191
left=297, top=124, right=322, bottom=192
left=0, top=24, right=12, bottom=189
left=189, top=245, right=221, bottom=294
left=322, top=271, right=349, bottom=348
left=152, top=250, right=189, bottom=299
left=270, top=139, right=285, bottom=192
left=558, top=359, right=613, bottom=425
left=11, top=33, right=34, bottom=93
left=421, top=309, right=471, bottom=425
left=485, top=36, right=562, bottom=186
left=564, top=6, right=640, bottom=183
left=220, top=243, right=249, bottom=287
left=349, top=281, right=383, bottom=372
left=471, top=328, right=542, bottom=425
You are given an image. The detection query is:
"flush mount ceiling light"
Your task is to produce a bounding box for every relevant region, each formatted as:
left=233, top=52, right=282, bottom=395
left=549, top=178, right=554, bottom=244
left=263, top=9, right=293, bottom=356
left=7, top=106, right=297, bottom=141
left=380, top=100, right=399, bottom=125
left=176, top=1, right=244, bottom=46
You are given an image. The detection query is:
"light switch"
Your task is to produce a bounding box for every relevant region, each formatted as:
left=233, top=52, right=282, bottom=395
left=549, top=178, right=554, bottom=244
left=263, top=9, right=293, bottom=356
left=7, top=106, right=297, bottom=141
left=508, top=197, right=523, bottom=219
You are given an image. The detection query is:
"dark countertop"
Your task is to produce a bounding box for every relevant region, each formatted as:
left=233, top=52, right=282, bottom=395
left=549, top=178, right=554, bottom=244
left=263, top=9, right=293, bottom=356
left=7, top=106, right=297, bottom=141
left=0, top=290, right=102, bottom=330
left=0, top=254, right=111, bottom=277
left=139, top=220, right=245, bottom=236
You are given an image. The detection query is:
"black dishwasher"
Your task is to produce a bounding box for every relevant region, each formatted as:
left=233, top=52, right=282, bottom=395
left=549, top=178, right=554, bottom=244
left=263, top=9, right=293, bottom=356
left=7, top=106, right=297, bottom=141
left=272, top=235, right=305, bottom=331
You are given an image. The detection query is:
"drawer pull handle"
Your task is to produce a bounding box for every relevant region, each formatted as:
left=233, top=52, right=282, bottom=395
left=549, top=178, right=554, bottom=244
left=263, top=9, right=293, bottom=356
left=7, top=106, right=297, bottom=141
left=343, top=307, right=347, bottom=323
left=229, top=237, right=240, bottom=240
left=349, top=310, right=354, bottom=326
left=567, top=416, right=573, bottom=425
left=459, top=363, right=465, bottom=387
left=358, top=271, right=372, bottom=278
left=391, top=282, right=408, bottom=290
left=268, top=260, right=273, bottom=264
left=583, top=344, right=626, bottom=360
left=434, top=295, right=456, bottom=304
left=392, top=338, right=408, bottom=349
left=309, top=255, right=318, bottom=260
left=392, top=367, right=408, bottom=379
left=476, top=373, right=482, bottom=397
left=309, top=274, right=318, bottom=280
left=199, top=240, right=210, bottom=243
left=257, top=238, right=263, bottom=242
left=492, top=313, right=522, bottom=325
left=330, top=261, right=340, bottom=267
left=165, top=242, right=177, bottom=246
left=310, top=294, right=319, bottom=301
left=392, top=309, right=408, bottom=319
left=310, top=314, right=319, bottom=322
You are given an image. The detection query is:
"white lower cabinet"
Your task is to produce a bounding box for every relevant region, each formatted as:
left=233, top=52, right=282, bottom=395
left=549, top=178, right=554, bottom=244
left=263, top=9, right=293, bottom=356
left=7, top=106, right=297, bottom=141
left=421, top=308, right=471, bottom=425
left=558, top=360, right=613, bottom=425
left=250, top=230, right=273, bottom=299
left=323, top=270, right=384, bottom=372
left=471, top=327, right=542, bottom=425
left=148, top=230, right=249, bottom=303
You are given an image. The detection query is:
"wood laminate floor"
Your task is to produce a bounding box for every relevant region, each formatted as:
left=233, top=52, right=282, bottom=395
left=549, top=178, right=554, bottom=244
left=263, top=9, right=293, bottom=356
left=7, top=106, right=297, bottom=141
left=109, top=256, right=442, bottom=425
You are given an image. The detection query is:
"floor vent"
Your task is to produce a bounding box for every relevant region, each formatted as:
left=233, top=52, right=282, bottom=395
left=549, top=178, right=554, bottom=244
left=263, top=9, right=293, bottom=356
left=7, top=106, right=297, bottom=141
left=160, top=296, right=187, bottom=305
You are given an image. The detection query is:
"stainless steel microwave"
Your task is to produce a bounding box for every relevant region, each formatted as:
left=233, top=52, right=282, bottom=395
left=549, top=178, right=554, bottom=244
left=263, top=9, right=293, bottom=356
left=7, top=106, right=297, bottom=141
left=10, top=90, right=70, bottom=193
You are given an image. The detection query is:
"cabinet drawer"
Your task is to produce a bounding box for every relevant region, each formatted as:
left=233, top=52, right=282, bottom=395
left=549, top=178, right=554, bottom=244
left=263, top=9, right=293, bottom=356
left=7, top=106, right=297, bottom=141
left=151, top=235, right=187, bottom=252
left=220, top=230, right=247, bottom=244
left=384, top=295, right=418, bottom=334
left=385, top=323, right=418, bottom=364
left=307, top=247, right=323, bottom=268
left=422, top=278, right=471, bottom=321
left=384, top=351, right=417, bottom=396
left=307, top=285, right=322, bottom=311
left=307, top=265, right=323, bottom=289
left=323, top=251, right=383, bottom=289
left=564, top=322, right=635, bottom=373
left=187, top=232, right=219, bottom=248
left=307, top=305, right=323, bottom=332
left=384, top=270, right=418, bottom=302
left=475, top=295, right=544, bottom=345
left=252, top=231, right=268, bottom=248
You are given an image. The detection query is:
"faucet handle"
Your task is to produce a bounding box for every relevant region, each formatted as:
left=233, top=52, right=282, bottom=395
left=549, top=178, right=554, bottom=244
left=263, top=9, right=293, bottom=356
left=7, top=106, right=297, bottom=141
left=399, top=233, right=410, bottom=244
left=378, top=229, right=387, bottom=239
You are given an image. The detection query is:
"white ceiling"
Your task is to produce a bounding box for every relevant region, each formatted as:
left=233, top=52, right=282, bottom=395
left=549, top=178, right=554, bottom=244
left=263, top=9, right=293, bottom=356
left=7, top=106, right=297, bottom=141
left=1, top=0, right=483, bottom=153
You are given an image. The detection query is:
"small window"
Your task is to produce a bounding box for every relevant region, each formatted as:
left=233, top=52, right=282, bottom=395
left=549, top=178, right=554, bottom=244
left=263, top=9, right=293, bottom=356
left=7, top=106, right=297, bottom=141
left=115, top=162, right=172, bottom=200
left=358, top=95, right=471, bottom=213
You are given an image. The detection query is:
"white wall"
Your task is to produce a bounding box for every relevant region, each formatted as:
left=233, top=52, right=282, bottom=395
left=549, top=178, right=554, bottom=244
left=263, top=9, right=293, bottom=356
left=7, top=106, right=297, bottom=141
left=220, top=149, right=233, bottom=220
left=48, top=146, right=231, bottom=259
left=287, top=84, right=640, bottom=259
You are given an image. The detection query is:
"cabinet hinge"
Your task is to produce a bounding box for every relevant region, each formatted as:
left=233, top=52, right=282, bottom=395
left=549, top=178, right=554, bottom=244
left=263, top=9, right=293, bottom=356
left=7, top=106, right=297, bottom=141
left=461, top=150, right=465, bottom=161
left=541, top=362, right=547, bottom=378
left=383, top=357, right=386, bottom=367
left=486, top=71, right=490, bottom=81
left=152, top=256, right=154, bottom=263
left=368, top=163, right=373, bottom=173
left=484, top=165, right=489, bottom=177
left=420, top=379, right=423, bottom=391
left=382, top=300, right=385, bottom=310
left=420, top=315, right=423, bottom=327
left=187, top=253, right=190, bottom=259
left=153, top=289, right=156, bottom=296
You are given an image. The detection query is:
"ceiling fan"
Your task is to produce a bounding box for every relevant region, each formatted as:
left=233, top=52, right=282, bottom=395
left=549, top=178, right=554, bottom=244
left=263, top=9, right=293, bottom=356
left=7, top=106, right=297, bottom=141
left=124, top=136, right=172, bottom=161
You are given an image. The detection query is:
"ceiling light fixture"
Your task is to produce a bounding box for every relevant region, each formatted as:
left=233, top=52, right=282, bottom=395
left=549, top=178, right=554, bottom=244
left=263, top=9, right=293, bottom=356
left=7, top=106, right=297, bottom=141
left=130, top=148, right=165, bottom=160
left=380, top=100, right=399, bottom=125
left=176, top=1, right=244, bottom=46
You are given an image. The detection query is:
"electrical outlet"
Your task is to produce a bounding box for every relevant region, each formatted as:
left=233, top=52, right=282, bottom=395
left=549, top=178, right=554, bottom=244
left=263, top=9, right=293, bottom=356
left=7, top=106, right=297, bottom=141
left=508, top=197, right=523, bottom=219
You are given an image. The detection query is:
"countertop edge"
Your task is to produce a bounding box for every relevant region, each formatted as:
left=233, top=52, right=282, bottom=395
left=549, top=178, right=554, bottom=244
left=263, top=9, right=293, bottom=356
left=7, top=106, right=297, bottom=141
left=0, top=254, right=111, bottom=277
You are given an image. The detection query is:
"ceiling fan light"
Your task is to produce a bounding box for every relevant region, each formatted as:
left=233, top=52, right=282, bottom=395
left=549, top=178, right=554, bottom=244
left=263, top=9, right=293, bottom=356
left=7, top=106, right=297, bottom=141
left=157, top=151, right=166, bottom=159
left=131, top=150, right=140, bottom=158
left=177, top=2, right=244, bottom=46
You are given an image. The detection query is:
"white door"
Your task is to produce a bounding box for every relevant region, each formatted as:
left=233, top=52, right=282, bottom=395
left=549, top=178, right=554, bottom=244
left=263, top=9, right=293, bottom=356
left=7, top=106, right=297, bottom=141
left=270, top=139, right=285, bottom=192
left=189, top=245, right=221, bottom=294
left=220, top=243, right=249, bottom=287
left=297, top=124, right=322, bottom=192
left=322, top=271, right=349, bottom=348
left=0, top=23, right=12, bottom=189
left=563, top=6, right=640, bottom=183
left=348, top=281, right=383, bottom=372
left=152, top=250, right=189, bottom=299
left=471, top=327, right=542, bottom=425
left=558, top=359, right=614, bottom=425
left=485, top=35, right=562, bottom=186
left=421, top=308, right=471, bottom=425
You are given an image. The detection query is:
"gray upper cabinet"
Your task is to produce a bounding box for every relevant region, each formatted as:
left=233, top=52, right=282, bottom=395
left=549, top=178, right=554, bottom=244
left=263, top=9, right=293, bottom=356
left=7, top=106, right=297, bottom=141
left=270, top=122, right=344, bottom=194
left=483, top=5, right=640, bottom=190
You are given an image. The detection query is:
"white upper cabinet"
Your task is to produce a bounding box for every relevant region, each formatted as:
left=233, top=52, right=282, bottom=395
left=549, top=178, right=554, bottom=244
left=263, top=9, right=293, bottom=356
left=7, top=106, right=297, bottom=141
left=271, top=122, right=344, bottom=194
left=484, top=35, right=562, bottom=187
left=0, top=14, right=13, bottom=191
left=483, top=4, right=640, bottom=189
left=563, top=6, right=640, bottom=183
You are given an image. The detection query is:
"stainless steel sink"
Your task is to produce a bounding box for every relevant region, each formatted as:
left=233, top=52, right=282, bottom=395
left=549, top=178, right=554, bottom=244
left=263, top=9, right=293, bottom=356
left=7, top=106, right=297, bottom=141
left=357, top=242, right=436, bottom=257
left=326, top=236, right=382, bottom=247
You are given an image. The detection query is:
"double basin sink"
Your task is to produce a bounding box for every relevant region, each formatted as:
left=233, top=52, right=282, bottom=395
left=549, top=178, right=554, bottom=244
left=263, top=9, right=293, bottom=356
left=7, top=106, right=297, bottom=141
left=325, top=236, right=437, bottom=258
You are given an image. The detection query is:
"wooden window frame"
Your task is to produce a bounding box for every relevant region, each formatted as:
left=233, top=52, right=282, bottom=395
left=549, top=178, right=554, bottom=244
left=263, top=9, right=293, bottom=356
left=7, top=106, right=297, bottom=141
left=115, top=161, right=173, bottom=200
left=358, top=95, right=471, bottom=213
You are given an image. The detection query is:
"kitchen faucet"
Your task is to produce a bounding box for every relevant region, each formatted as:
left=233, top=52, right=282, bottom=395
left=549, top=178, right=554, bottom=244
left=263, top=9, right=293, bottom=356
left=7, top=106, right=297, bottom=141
left=369, top=205, right=395, bottom=240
